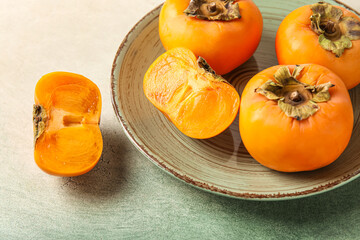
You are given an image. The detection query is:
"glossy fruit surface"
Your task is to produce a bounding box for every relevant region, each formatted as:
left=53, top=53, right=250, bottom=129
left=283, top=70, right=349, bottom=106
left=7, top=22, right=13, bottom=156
left=159, top=0, right=263, bottom=75
left=276, top=3, right=360, bottom=89
left=239, top=64, right=353, bottom=172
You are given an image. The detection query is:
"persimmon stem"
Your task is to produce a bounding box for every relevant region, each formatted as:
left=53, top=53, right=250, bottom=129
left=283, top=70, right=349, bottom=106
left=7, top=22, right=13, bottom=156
left=197, top=56, right=230, bottom=84
left=184, top=0, right=241, bottom=21
left=323, top=21, right=336, bottom=34
left=310, top=2, right=360, bottom=57
left=197, top=56, right=216, bottom=75
left=208, top=2, right=217, bottom=12
left=33, top=104, right=47, bottom=144
left=255, top=65, right=334, bottom=120
left=289, top=91, right=302, bottom=103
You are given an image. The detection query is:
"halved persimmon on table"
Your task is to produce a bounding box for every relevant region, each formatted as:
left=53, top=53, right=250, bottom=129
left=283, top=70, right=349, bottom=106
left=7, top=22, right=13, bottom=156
left=33, top=72, right=103, bottom=177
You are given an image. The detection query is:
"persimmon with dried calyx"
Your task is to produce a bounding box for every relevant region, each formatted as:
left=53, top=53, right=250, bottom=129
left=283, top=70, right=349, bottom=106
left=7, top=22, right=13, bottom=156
left=276, top=2, right=360, bottom=89
left=159, top=0, right=263, bottom=75
left=33, top=72, right=103, bottom=177
left=144, top=47, right=240, bottom=139
left=239, top=64, right=353, bottom=172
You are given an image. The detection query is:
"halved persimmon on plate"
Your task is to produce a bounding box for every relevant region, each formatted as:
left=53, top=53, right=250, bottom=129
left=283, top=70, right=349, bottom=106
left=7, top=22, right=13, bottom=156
left=143, top=48, right=240, bottom=139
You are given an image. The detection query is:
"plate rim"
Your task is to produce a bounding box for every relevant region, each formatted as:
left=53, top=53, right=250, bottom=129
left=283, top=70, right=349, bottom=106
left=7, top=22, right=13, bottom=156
left=110, top=1, right=360, bottom=201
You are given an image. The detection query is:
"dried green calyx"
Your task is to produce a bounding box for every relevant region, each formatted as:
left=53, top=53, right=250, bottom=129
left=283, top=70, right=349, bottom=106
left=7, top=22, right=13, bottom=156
left=184, top=0, right=241, bottom=21
left=33, top=104, right=47, bottom=143
left=310, top=2, right=360, bottom=57
left=197, top=56, right=228, bottom=83
left=255, top=65, right=334, bottom=121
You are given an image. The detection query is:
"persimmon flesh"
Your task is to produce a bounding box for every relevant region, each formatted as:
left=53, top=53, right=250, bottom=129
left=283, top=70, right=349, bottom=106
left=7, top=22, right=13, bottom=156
left=159, top=0, right=263, bottom=75
left=240, top=64, right=353, bottom=172
left=144, top=48, right=240, bottom=139
left=33, top=72, right=103, bottom=177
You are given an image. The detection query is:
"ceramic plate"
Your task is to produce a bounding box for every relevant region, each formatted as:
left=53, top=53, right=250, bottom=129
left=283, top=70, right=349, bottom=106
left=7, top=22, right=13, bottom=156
left=111, top=0, right=360, bottom=200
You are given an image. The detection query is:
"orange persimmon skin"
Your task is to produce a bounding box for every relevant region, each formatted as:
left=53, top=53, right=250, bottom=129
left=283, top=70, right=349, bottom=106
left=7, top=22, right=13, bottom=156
left=159, top=0, right=263, bottom=75
left=34, top=72, right=103, bottom=177
left=276, top=5, right=360, bottom=89
left=144, top=47, right=240, bottom=139
left=239, top=64, right=353, bottom=172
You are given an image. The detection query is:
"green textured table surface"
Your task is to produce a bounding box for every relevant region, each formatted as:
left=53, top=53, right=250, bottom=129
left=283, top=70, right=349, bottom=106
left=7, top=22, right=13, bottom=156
left=1, top=0, right=360, bottom=239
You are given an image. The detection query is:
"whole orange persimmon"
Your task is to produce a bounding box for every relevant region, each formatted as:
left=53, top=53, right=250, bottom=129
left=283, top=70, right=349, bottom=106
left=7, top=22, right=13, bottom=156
left=239, top=64, right=353, bottom=172
left=159, top=0, right=263, bottom=75
left=276, top=2, right=360, bottom=89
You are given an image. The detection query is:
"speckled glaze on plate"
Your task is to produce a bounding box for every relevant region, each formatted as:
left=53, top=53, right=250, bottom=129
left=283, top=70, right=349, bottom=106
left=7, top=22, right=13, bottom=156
left=111, top=0, right=360, bottom=200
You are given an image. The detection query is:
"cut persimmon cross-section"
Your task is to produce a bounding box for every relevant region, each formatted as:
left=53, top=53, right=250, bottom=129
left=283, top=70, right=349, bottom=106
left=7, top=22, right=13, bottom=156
left=143, top=48, right=240, bottom=139
left=33, top=72, right=103, bottom=177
